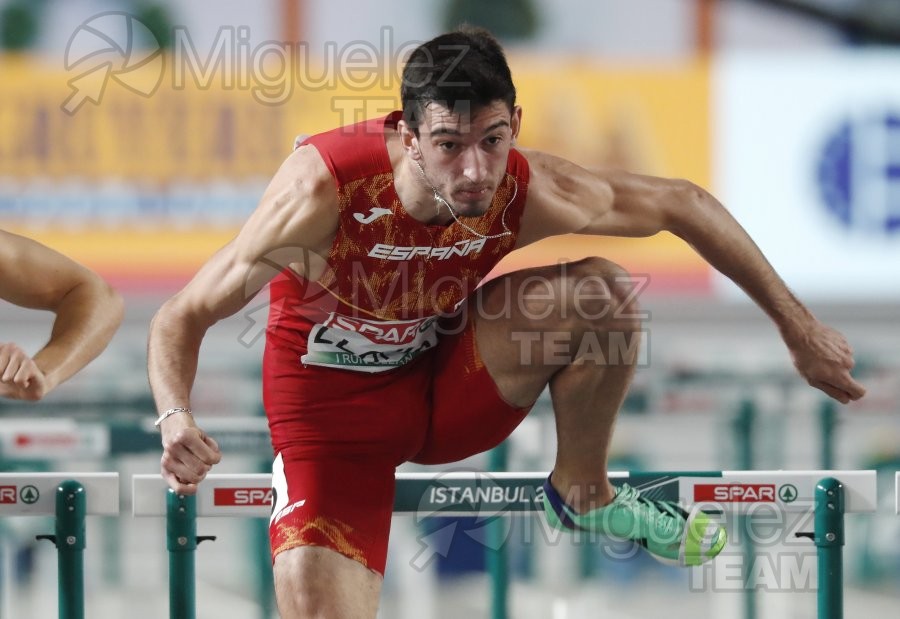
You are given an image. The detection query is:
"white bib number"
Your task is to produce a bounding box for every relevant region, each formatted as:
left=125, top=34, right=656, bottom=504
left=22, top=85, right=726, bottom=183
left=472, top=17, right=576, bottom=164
left=301, top=313, right=439, bottom=372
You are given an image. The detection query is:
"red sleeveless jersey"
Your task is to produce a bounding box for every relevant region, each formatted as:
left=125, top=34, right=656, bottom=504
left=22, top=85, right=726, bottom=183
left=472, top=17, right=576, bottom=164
left=266, top=111, right=529, bottom=372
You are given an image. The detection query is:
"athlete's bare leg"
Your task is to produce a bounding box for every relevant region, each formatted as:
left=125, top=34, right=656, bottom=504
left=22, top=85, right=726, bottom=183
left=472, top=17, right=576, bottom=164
left=274, top=546, right=382, bottom=619
left=473, top=257, right=641, bottom=513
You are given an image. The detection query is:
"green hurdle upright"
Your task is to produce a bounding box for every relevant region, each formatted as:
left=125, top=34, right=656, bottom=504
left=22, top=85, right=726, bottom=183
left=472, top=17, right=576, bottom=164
left=166, top=489, right=216, bottom=619
left=0, top=473, right=119, bottom=619
left=132, top=470, right=875, bottom=619
left=166, top=490, right=217, bottom=619
left=814, top=478, right=844, bottom=619
left=167, top=491, right=197, bottom=619
left=36, top=481, right=86, bottom=619
left=486, top=443, right=510, bottom=619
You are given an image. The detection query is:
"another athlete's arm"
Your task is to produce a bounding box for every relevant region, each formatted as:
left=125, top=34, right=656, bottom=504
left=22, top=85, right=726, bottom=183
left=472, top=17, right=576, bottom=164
left=521, top=151, right=865, bottom=404
left=148, top=146, right=338, bottom=494
left=0, top=230, right=123, bottom=401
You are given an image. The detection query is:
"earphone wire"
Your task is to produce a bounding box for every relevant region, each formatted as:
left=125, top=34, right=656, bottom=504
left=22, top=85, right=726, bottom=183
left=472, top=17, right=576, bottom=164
left=413, top=159, right=514, bottom=240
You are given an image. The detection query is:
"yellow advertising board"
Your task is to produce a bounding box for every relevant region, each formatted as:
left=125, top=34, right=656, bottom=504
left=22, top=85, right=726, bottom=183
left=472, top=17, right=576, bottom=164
left=0, top=55, right=711, bottom=293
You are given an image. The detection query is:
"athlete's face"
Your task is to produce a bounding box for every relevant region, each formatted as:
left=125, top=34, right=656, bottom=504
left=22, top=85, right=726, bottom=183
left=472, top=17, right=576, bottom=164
left=412, top=101, right=521, bottom=217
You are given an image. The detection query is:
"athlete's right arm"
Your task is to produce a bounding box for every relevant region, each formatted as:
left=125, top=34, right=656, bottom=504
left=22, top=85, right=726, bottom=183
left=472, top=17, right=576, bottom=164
left=148, top=146, right=338, bottom=494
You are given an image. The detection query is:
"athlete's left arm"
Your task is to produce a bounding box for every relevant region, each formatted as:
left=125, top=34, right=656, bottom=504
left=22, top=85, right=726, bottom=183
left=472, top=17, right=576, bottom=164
left=0, top=230, right=124, bottom=400
left=522, top=151, right=866, bottom=404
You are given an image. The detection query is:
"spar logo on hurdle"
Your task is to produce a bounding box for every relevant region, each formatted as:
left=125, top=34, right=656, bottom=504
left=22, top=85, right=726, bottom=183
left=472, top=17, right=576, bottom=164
left=0, top=485, right=41, bottom=505
left=694, top=483, right=777, bottom=503
left=213, top=487, right=273, bottom=507
left=0, top=486, right=17, bottom=504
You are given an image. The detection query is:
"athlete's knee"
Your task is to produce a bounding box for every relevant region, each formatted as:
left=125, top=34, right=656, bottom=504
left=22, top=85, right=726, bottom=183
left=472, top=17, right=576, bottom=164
left=562, top=257, right=642, bottom=333
left=278, top=587, right=335, bottom=619
left=477, top=257, right=642, bottom=334
left=274, top=547, right=380, bottom=619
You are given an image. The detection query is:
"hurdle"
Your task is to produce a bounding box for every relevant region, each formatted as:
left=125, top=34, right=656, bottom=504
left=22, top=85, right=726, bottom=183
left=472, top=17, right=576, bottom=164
left=133, top=470, right=876, bottom=619
left=0, top=472, right=119, bottom=619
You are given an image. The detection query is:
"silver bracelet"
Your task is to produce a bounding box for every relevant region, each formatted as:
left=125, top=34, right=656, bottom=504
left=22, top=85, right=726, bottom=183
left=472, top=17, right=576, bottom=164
left=155, top=407, right=192, bottom=428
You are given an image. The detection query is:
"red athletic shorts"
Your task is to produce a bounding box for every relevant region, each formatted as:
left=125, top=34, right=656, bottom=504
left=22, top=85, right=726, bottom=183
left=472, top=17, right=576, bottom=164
left=263, top=317, right=532, bottom=575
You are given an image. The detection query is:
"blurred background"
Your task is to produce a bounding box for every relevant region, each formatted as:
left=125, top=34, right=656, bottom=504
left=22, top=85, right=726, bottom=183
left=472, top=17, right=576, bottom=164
left=1, top=0, right=899, bottom=617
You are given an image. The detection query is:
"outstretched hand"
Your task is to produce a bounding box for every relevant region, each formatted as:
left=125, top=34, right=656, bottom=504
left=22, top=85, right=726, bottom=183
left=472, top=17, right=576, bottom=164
left=159, top=415, right=222, bottom=495
left=784, top=320, right=866, bottom=404
left=0, top=343, right=49, bottom=401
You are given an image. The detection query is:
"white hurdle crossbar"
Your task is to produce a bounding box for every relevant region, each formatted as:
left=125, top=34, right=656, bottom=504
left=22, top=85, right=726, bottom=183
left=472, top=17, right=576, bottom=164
left=0, top=472, right=119, bottom=619
left=133, top=470, right=876, bottom=619
left=0, top=472, right=118, bottom=517
left=132, top=470, right=877, bottom=517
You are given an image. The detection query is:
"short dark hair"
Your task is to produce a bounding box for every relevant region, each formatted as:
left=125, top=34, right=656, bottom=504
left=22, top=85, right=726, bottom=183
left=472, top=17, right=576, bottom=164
left=401, top=26, right=516, bottom=132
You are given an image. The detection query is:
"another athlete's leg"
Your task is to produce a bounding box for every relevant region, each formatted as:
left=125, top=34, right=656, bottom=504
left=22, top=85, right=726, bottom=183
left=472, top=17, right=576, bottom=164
left=274, top=546, right=381, bottom=619
left=474, top=257, right=639, bottom=511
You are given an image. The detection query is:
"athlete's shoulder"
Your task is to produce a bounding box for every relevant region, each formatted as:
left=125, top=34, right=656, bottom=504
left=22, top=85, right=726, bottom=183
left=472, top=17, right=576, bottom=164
left=254, top=144, right=339, bottom=243
left=518, top=148, right=581, bottom=174
left=303, top=113, right=390, bottom=145
left=299, top=113, right=396, bottom=183
left=518, top=148, right=608, bottom=199
left=514, top=148, right=614, bottom=244
left=225, top=145, right=338, bottom=274
left=278, top=143, right=337, bottom=197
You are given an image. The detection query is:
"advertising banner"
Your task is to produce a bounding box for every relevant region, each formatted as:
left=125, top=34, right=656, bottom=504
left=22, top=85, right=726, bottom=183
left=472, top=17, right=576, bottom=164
left=1, top=50, right=711, bottom=294
left=713, top=52, right=900, bottom=300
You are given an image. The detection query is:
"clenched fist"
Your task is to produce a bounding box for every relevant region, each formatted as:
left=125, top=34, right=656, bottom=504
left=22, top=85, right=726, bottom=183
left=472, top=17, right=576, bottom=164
left=0, top=343, right=49, bottom=401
